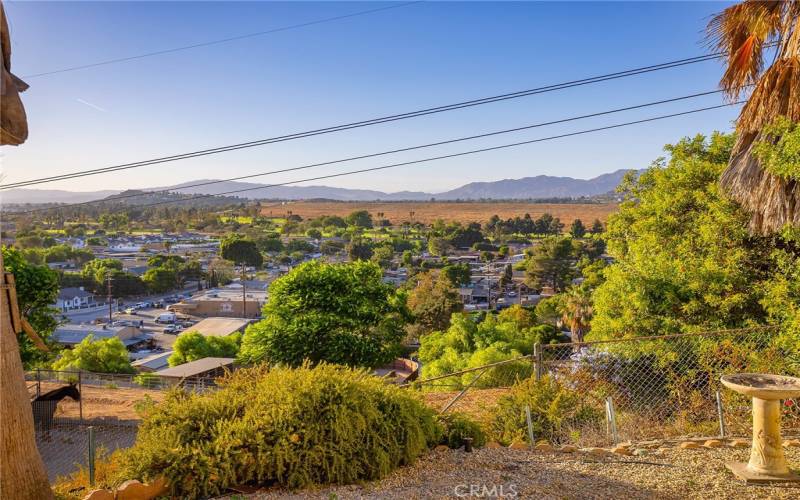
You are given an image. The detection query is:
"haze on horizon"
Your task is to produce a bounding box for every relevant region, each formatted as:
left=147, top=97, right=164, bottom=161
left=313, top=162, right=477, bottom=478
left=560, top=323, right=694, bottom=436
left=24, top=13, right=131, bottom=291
left=2, top=1, right=738, bottom=194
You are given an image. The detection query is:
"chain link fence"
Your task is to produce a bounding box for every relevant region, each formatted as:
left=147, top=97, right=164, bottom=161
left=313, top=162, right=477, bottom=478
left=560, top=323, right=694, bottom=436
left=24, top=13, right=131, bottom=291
left=411, top=326, right=800, bottom=447
left=25, top=369, right=219, bottom=482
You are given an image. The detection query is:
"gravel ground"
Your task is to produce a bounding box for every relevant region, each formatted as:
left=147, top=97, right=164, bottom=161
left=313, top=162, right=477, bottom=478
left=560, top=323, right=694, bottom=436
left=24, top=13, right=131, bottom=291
left=238, top=444, right=800, bottom=499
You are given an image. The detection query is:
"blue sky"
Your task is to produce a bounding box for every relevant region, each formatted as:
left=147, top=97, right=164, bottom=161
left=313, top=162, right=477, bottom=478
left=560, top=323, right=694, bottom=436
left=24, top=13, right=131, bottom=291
left=2, top=1, right=737, bottom=194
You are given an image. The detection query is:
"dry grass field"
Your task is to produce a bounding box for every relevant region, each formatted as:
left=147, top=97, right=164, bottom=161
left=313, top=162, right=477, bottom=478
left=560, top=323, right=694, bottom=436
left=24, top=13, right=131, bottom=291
left=261, top=201, right=618, bottom=225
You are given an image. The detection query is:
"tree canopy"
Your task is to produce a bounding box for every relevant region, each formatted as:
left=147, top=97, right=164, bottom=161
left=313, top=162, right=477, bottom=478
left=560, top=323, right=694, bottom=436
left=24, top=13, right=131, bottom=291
left=169, top=332, right=240, bottom=366
left=220, top=235, right=263, bottom=267
left=52, top=335, right=134, bottom=374
left=591, top=132, right=774, bottom=339
left=3, top=246, right=60, bottom=367
left=239, top=260, right=409, bottom=368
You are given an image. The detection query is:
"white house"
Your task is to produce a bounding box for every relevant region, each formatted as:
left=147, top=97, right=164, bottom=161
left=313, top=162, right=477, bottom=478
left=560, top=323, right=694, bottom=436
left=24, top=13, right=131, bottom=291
left=55, top=287, right=97, bottom=311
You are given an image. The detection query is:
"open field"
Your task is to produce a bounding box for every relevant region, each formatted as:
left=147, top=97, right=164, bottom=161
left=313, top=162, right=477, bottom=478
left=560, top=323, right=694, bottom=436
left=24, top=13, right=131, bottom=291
left=261, top=201, right=618, bottom=225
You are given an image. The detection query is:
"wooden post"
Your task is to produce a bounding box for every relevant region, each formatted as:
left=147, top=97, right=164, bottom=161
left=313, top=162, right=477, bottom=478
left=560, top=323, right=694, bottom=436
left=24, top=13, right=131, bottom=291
left=1, top=255, right=54, bottom=498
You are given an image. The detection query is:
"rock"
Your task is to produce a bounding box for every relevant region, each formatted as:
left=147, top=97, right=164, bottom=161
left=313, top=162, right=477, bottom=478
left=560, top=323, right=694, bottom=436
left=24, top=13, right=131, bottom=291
left=485, top=441, right=503, bottom=449
left=534, top=443, right=555, bottom=452
left=703, top=439, right=723, bottom=448
left=83, top=490, right=115, bottom=500
left=632, top=448, right=648, bottom=456
left=783, top=439, right=800, bottom=448
left=117, top=480, right=150, bottom=500
left=679, top=441, right=700, bottom=449
left=434, top=444, right=450, bottom=452
left=559, top=445, right=578, bottom=453
left=729, top=440, right=750, bottom=448
left=611, top=446, right=633, bottom=456
left=509, top=441, right=528, bottom=450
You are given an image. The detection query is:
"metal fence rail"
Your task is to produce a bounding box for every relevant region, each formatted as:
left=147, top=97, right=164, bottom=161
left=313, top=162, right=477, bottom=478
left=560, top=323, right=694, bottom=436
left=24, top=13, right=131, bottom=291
left=25, top=369, right=221, bottom=482
left=411, top=326, right=800, bottom=447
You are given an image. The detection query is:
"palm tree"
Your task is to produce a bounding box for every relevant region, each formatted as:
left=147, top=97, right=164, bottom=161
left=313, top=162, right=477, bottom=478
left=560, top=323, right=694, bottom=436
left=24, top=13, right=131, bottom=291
left=707, top=0, right=800, bottom=234
left=560, top=287, right=593, bottom=344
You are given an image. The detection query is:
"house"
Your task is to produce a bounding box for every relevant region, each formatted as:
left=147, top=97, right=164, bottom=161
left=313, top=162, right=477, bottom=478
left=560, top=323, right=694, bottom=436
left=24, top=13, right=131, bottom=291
left=52, top=323, right=150, bottom=349
left=155, top=357, right=235, bottom=381
left=56, top=287, right=97, bottom=311
left=131, top=351, right=173, bottom=372
left=183, top=317, right=250, bottom=337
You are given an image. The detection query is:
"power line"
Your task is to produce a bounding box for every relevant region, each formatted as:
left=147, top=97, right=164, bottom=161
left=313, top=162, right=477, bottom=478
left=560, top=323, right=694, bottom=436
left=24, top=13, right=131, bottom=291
left=15, top=101, right=743, bottom=216
left=16, top=88, right=734, bottom=214
left=1, top=51, right=731, bottom=190
left=21, top=2, right=423, bottom=79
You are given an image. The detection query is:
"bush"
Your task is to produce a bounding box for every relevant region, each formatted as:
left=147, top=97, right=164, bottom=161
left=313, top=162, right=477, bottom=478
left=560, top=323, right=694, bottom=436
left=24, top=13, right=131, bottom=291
left=118, top=363, right=441, bottom=498
left=438, top=412, right=486, bottom=449
left=490, top=376, right=600, bottom=445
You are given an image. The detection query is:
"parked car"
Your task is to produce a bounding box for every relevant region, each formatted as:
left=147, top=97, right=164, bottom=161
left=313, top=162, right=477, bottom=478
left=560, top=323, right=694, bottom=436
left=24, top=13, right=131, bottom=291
left=163, top=324, right=183, bottom=334
left=124, top=307, right=137, bottom=315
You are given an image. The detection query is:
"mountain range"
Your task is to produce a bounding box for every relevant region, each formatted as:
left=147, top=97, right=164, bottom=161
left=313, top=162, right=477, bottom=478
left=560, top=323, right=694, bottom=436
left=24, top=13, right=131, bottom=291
left=1, top=169, right=633, bottom=205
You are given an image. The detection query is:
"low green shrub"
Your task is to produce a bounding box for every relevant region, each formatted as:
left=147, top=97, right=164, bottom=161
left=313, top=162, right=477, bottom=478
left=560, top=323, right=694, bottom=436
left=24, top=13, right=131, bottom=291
left=438, top=412, right=486, bottom=449
left=490, top=376, right=601, bottom=445
left=118, top=363, right=441, bottom=498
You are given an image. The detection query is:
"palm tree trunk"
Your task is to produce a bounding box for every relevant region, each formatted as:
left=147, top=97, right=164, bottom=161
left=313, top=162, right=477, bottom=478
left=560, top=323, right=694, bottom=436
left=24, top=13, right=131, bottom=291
left=720, top=132, right=800, bottom=234
left=0, top=254, right=53, bottom=498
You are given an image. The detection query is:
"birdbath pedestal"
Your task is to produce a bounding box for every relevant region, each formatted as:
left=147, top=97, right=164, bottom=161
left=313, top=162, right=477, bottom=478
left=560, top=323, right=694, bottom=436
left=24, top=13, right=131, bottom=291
left=721, top=373, right=800, bottom=483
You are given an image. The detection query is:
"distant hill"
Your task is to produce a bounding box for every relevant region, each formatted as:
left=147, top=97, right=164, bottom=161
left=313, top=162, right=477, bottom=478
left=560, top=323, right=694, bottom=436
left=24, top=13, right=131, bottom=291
left=1, top=188, right=119, bottom=205
left=1, top=169, right=635, bottom=205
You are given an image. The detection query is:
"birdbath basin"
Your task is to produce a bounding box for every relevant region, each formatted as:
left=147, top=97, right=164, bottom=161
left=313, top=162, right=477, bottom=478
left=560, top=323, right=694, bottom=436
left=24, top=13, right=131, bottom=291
left=721, top=373, right=800, bottom=483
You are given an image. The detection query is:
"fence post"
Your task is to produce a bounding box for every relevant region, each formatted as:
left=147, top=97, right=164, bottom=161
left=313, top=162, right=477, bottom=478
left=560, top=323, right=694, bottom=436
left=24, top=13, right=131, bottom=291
left=606, top=397, right=619, bottom=445
left=78, top=370, right=83, bottom=422
left=36, top=367, right=41, bottom=397
left=525, top=405, right=535, bottom=449
left=88, top=426, right=96, bottom=487
left=716, top=390, right=727, bottom=438
left=533, top=343, right=542, bottom=381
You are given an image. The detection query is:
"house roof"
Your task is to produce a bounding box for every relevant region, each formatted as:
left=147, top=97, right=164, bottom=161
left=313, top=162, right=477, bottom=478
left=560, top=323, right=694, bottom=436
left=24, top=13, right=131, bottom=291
left=183, top=317, right=249, bottom=337
left=58, top=287, right=94, bottom=300
left=155, top=357, right=235, bottom=378
left=53, top=325, right=146, bottom=346
left=131, top=351, right=173, bottom=371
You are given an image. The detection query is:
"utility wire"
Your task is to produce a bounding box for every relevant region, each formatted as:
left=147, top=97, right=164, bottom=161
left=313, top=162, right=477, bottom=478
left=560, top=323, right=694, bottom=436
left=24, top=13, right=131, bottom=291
left=21, top=2, right=423, bottom=79
left=15, top=101, right=743, bottom=216
left=2, top=51, right=733, bottom=190
left=15, top=88, right=734, bottom=213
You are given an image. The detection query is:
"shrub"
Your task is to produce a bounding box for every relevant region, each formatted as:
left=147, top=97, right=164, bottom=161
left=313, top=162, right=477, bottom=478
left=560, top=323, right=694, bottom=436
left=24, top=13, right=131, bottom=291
left=118, top=363, right=441, bottom=498
left=490, top=376, right=600, bottom=445
left=438, top=412, right=486, bottom=449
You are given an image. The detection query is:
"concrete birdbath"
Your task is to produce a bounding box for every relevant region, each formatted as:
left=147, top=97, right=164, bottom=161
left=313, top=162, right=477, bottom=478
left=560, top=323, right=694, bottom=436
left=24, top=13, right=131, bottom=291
left=720, top=373, right=800, bottom=483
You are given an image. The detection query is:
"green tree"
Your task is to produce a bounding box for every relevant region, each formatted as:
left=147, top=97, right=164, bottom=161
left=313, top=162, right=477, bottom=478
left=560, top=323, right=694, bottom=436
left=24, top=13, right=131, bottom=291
left=239, top=260, right=409, bottom=367
left=569, top=219, right=586, bottom=238
left=407, top=271, right=463, bottom=338
left=442, top=263, right=471, bottom=287
left=591, top=132, right=773, bottom=339
left=590, top=219, right=604, bottom=234
left=525, top=237, right=573, bottom=292
left=51, top=335, right=134, bottom=374
left=2, top=246, right=60, bottom=367
left=168, top=332, right=240, bottom=366
left=371, top=245, right=394, bottom=269
left=347, top=240, right=373, bottom=261
left=220, top=235, right=263, bottom=268
left=306, top=228, right=322, bottom=240
left=345, top=210, right=373, bottom=228
left=558, top=287, right=593, bottom=344
left=142, top=267, right=177, bottom=293
left=427, top=237, right=451, bottom=257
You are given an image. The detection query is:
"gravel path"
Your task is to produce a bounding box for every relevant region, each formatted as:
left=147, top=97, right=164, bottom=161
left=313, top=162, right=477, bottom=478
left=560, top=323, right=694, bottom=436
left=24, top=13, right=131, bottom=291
left=239, top=445, right=800, bottom=499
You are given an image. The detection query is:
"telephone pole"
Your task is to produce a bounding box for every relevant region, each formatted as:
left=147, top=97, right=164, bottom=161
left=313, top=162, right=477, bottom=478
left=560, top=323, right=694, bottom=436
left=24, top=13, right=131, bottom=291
left=106, top=273, right=113, bottom=324
left=241, top=264, right=246, bottom=318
